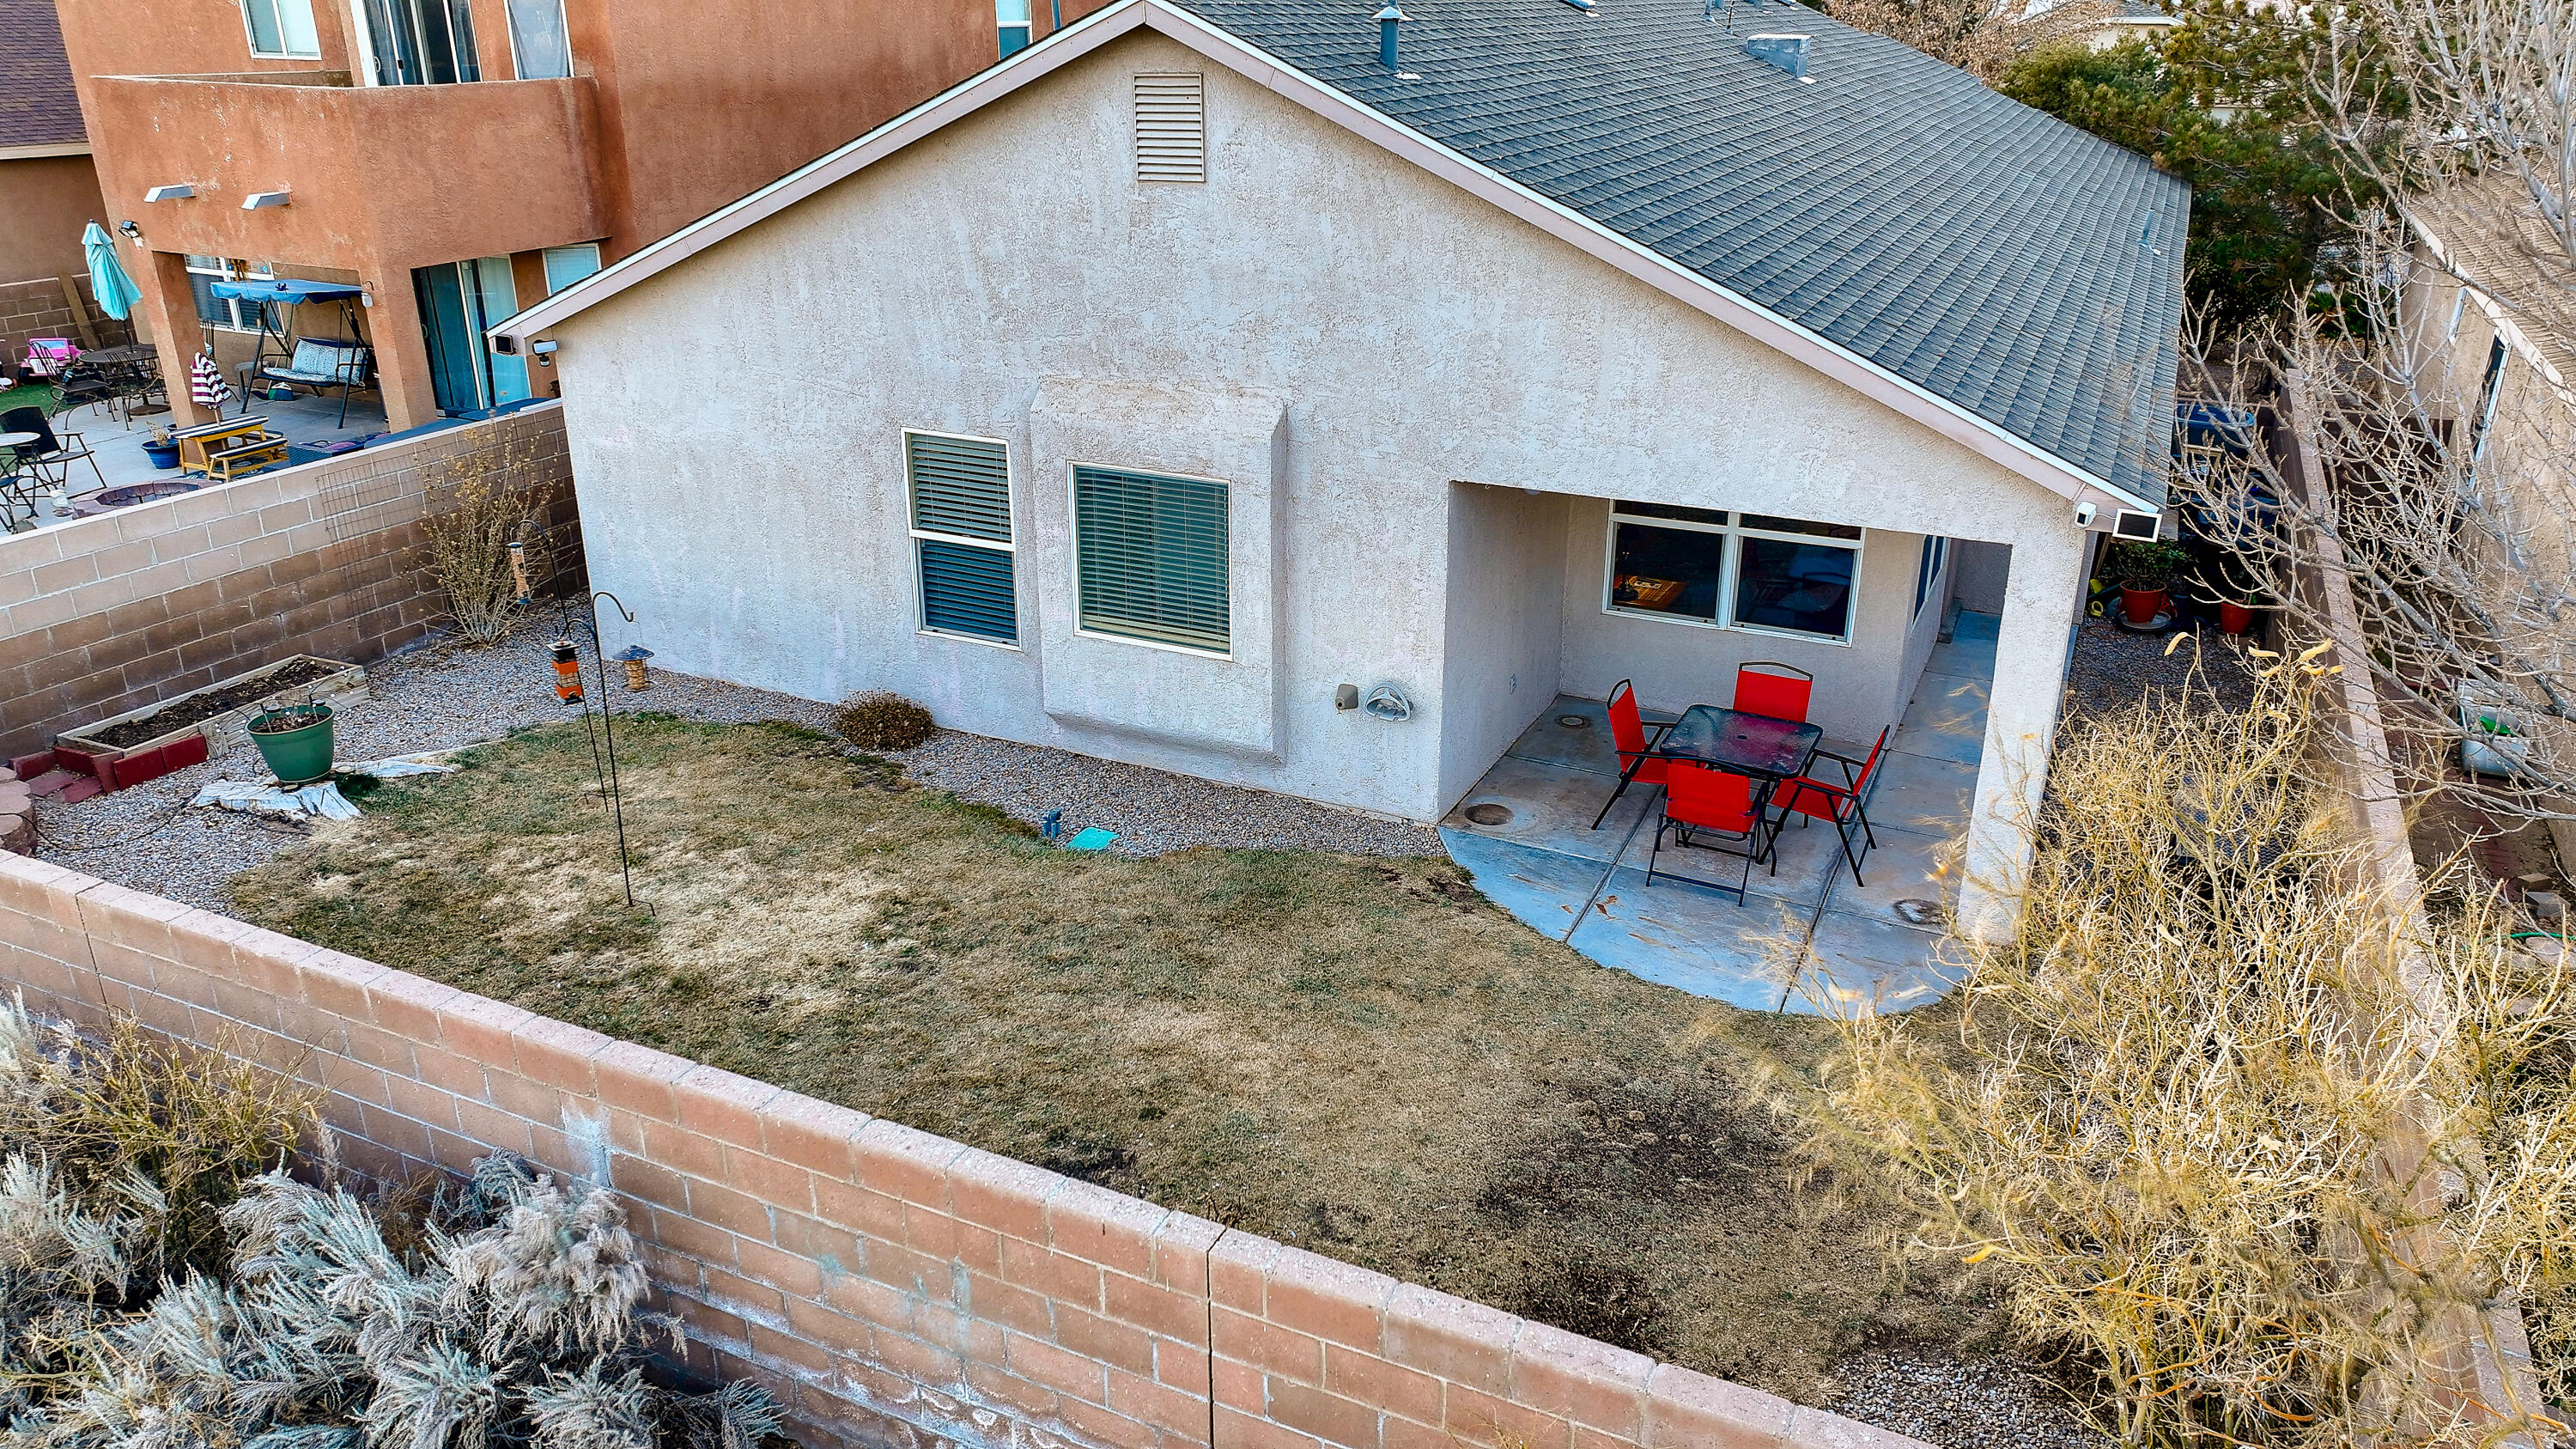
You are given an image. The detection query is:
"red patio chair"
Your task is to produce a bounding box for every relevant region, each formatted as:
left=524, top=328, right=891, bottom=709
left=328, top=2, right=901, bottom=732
left=1645, top=761, right=1765, bottom=904
left=1734, top=661, right=1814, bottom=723
left=1589, top=679, right=1674, bottom=829
left=1770, top=725, right=1891, bottom=886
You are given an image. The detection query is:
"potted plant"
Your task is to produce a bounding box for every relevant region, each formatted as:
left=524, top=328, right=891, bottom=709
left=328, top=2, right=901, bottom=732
left=141, top=423, right=179, bottom=471
left=2103, top=539, right=2191, bottom=626
left=246, top=701, right=335, bottom=786
left=2202, top=551, right=2273, bottom=636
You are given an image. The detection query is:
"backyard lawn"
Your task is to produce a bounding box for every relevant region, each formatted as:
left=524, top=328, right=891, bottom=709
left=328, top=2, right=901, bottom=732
left=227, top=715, right=1994, bottom=1403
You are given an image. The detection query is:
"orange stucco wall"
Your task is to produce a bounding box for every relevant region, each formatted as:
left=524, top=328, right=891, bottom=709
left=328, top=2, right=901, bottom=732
left=0, top=153, right=110, bottom=283
left=58, top=0, right=1060, bottom=429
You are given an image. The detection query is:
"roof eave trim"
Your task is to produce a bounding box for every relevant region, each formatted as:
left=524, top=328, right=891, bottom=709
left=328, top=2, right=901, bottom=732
left=495, top=0, right=2160, bottom=513
left=0, top=140, right=92, bottom=161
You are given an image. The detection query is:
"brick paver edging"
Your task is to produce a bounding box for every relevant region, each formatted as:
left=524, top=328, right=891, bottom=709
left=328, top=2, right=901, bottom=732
left=0, top=850, right=1924, bottom=1449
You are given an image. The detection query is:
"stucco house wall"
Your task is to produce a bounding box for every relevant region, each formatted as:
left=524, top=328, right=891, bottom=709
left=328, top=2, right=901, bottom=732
left=550, top=30, right=2091, bottom=843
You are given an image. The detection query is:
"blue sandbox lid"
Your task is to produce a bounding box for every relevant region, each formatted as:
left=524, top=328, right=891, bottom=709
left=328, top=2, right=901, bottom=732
left=1065, top=827, right=1119, bottom=851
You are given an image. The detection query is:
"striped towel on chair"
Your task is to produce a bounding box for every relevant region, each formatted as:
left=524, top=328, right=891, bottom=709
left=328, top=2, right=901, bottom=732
left=188, top=350, right=234, bottom=409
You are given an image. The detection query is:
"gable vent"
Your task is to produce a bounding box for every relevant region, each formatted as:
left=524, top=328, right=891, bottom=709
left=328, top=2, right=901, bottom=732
left=1134, top=72, right=1206, bottom=183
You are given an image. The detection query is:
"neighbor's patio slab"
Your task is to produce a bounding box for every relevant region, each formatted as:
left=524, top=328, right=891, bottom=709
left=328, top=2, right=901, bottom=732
left=1437, top=614, right=1993, bottom=1014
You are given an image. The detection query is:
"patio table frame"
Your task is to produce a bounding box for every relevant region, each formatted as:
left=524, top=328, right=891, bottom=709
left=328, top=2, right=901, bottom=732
left=1604, top=703, right=1825, bottom=862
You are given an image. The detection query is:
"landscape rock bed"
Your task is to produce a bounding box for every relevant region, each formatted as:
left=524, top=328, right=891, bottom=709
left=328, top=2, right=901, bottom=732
left=27, top=619, right=1442, bottom=907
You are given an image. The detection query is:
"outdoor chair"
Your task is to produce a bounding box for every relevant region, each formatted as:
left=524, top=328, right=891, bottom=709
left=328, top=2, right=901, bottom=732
left=1590, top=678, right=1675, bottom=829
left=1733, top=661, right=1814, bottom=723
left=0, top=405, right=102, bottom=491
left=1770, top=725, right=1892, bottom=886
left=52, top=361, right=118, bottom=422
left=1644, top=761, right=1765, bottom=904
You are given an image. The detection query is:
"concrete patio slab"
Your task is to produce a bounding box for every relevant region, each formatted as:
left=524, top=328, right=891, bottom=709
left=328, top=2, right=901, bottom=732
left=1890, top=670, right=1989, bottom=766
left=1440, top=752, right=1656, bottom=862
left=1569, top=874, right=1801, bottom=1011
left=1438, top=829, right=1618, bottom=939
left=1862, top=751, right=1978, bottom=836
left=1820, top=824, right=1962, bottom=929
left=1439, top=618, right=1998, bottom=1014
left=1929, top=610, right=2000, bottom=679
left=1794, top=909, right=1962, bottom=1015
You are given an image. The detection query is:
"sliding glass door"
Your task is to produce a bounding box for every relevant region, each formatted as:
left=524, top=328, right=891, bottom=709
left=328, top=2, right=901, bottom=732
left=412, top=258, right=530, bottom=415
left=358, top=0, right=480, bottom=85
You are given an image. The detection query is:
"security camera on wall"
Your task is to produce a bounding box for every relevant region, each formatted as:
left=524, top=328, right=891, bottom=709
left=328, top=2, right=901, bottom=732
left=2075, top=501, right=2098, bottom=528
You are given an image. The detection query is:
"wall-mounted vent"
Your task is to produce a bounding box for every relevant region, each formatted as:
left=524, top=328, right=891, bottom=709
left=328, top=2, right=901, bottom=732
left=1745, top=33, right=1809, bottom=78
left=1134, top=73, right=1206, bottom=184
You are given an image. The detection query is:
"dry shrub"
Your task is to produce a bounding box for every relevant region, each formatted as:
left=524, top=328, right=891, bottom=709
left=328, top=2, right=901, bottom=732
left=834, top=689, right=934, bottom=751
left=420, top=425, right=562, bottom=645
left=1807, top=644, right=2576, bottom=1446
left=0, top=991, right=317, bottom=1277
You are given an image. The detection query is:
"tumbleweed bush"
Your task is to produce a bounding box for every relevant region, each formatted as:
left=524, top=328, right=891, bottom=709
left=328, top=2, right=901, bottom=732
left=1808, top=645, right=2576, bottom=1446
left=0, top=998, right=781, bottom=1449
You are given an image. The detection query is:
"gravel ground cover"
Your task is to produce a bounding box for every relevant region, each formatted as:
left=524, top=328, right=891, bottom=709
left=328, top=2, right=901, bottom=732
left=2063, top=615, right=2261, bottom=720
left=28, top=620, right=1434, bottom=907
left=1830, top=1351, right=2107, bottom=1449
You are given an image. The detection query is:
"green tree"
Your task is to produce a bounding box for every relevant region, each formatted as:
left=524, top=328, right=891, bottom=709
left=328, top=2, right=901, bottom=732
left=1999, top=7, right=2385, bottom=326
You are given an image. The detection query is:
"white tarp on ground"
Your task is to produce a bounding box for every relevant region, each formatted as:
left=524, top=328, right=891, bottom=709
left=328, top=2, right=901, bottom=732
left=189, top=753, right=459, bottom=820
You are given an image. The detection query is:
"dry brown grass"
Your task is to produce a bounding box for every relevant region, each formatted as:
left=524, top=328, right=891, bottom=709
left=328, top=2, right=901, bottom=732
left=1807, top=649, right=2576, bottom=1445
left=224, top=714, right=2005, bottom=1403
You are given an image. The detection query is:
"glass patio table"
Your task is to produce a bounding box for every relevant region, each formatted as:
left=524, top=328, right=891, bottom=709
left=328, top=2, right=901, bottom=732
left=1656, top=703, right=1824, bottom=783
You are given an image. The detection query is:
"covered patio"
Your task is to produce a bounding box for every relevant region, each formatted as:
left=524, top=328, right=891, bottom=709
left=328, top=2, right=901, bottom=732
left=1439, top=610, right=1997, bottom=1013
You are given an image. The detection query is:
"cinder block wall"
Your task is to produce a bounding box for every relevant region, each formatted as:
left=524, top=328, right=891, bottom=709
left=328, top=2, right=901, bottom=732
left=0, top=405, right=579, bottom=759
left=0, top=276, right=138, bottom=366
left=0, top=850, right=1921, bottom=1449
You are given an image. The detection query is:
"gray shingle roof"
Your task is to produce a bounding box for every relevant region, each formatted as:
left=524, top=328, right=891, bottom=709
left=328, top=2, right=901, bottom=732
left=1170, top=0, right=2189, bottom=503
left=0, top=0, right=86, bottom=149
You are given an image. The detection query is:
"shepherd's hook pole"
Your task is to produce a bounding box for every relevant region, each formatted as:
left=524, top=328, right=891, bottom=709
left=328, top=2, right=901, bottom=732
left=590, top=590, right=644, bottom=912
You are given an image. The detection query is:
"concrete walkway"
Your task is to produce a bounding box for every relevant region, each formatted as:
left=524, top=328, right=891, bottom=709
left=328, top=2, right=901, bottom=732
left=1437, top=612, right=1999, bottom=1014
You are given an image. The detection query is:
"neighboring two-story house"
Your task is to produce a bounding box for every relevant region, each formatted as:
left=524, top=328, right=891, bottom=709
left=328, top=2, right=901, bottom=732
left=53, top=0, right=1102, bottom=430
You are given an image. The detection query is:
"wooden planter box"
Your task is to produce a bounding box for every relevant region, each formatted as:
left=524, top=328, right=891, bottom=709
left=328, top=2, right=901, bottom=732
left=54, top=655, right=370, bottom=792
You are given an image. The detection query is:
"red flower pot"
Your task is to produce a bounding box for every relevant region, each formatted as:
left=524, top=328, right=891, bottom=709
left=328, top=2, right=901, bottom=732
left=2218, top=600, right=2255, bottom=635
left=2121, top=585, right=2167, bottom=625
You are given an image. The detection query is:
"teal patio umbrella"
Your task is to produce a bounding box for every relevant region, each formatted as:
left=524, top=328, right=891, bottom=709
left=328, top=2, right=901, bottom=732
left=82, top=222, right=143, bottom=320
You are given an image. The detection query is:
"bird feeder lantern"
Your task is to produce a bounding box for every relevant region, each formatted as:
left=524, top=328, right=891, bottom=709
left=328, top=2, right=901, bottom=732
left=615, top=644, right=655, bottom=691
left=550, top=637, right=584, bottom=704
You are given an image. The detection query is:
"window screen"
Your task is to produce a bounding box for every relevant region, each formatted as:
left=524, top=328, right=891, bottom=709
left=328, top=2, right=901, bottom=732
left=1074, top=466, right=1230, bottom=654
left=906, top=433, right=1016, bottom=643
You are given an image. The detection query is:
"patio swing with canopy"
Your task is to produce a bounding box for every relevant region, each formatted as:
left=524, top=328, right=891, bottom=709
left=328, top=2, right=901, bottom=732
left=210, top=277, right=375, bottom=424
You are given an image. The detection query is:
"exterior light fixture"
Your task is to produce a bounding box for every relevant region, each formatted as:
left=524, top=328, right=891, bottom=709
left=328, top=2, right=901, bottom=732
left=143, top=183, right=193, bottom=202
left=117, top=220, right=143, bottom=241
left=615, top=645, right=654, bottom=691
left=240, top=189, right=291, bottom=210
left=550, top=637, right=585, bottom=704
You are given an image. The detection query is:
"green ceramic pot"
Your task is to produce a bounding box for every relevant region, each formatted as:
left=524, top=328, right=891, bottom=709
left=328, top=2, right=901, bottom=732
left=247, top=704, right=335, bottom=787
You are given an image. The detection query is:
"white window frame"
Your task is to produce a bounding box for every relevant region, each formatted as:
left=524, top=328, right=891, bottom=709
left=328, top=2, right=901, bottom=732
left=904, top=428, right=1022, bottom=651
left=241, top=0, right=323, bottom=58
left=1601, top=502, right=1863, bottom=647
left=1067, top=460, right=1236, bottom=661
left=540, top=243, right=603, bottom=295
left=185, top=256, right=276, bottom=332
left=996, top=0, right=1031, bottom=55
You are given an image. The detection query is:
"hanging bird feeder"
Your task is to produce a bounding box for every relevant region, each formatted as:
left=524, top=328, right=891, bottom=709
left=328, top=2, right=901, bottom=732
left=550, top=637, right=584, bottom=704
left=615, top=644, right=654, bottom=691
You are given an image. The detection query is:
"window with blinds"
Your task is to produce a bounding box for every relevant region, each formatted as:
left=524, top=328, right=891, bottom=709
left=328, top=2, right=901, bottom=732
left=1073, top=466, right=1230, bottom=654
left=1134, top=73, right=1206, bottom=183
left=905, top=431, right=1018, bottom=645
